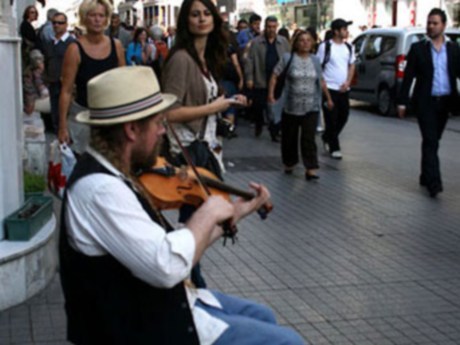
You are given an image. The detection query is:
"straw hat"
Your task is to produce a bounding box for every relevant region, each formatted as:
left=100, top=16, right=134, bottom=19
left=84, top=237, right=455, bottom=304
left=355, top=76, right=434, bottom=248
left=76, top=66, right=176, bottom=126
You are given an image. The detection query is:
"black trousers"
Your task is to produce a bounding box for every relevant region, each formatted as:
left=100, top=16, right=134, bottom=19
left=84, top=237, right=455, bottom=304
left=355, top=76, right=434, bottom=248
left=250, top=88, right=268, bottom=128
left=322, top=90, right=350, bottom=152
left=417, top=96, right=449, bottom=190
left=281, top=112, right=319, bottom=170
left=49, top=82, right=61, bottom=133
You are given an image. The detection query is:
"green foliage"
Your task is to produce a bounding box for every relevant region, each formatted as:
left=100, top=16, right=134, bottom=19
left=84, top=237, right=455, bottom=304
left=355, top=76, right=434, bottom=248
left=23, top=170, right=46, bottom=193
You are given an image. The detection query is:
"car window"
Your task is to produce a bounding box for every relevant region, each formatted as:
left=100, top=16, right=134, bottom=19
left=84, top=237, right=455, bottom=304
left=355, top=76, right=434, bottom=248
left=353, top=35, right=366, bottom=56
left=381, top=37, right=396, bottom=54
left=364, top=35, right=381, bottom=59
left=363, top=35, right=395, bottom=60
left=405, top=33, right=426, bottom=53
left=446, top=33, right=460, bottom=45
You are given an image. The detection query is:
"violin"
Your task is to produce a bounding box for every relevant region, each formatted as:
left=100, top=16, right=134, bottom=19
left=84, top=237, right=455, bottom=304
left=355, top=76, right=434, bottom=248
left=138, top=158, right=273, bottom=220
left=140, top=121, right=272, bottom=244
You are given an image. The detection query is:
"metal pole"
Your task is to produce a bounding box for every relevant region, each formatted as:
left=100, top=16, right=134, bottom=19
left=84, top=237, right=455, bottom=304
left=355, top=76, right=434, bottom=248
left=392, top=0, right=398, bottom=26
left=316, top=0, right=321, bottom=30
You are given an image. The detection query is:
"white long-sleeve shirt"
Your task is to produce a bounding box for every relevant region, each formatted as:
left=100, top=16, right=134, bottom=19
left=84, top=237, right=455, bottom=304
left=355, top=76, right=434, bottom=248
left=65, top=147, right=228, bottom=344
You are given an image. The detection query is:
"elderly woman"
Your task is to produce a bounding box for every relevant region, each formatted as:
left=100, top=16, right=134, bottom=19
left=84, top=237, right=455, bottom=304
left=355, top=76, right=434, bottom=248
left=268, top=30, right=333, bottom=180
left=58, top=0, right=125, bottom=153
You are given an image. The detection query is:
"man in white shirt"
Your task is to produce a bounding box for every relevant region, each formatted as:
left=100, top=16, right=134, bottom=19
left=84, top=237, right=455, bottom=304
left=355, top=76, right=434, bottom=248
left=317, top=18, right=356, bottom=159
left=59, top=66, right=305, bottom=345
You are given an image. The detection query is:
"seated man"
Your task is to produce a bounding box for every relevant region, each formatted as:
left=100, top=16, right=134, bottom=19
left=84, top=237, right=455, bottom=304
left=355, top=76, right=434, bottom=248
left=59, top=66, right=305, bottom=345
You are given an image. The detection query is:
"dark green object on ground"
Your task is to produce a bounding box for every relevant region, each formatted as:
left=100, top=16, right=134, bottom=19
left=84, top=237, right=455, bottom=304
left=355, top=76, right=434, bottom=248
left=4, top=196, right=53, bottom=241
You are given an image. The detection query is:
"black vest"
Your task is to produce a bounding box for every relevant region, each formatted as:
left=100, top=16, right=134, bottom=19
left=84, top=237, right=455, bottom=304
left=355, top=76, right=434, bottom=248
left=59, top=153, right=199, bottom=345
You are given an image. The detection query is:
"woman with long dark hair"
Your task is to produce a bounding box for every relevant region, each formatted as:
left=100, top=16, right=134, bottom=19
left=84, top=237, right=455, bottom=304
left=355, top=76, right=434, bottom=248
left=162, top=0, right=247, bottom=289
left=162, top=0, right=246, bottom=173
left=161, top=7, right=304, bottom=344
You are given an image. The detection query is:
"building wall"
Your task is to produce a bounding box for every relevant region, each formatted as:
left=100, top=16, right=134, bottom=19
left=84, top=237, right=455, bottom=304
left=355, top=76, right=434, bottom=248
left=1, top=0, right=24, bottom=240
left=331, top=0, right=458, bottom=37
left=237, top=0, right=266, bottom=21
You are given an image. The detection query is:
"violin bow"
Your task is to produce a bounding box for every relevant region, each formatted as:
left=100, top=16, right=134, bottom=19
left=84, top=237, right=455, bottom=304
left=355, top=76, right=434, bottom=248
left=165, top=120, right=238, bottom=245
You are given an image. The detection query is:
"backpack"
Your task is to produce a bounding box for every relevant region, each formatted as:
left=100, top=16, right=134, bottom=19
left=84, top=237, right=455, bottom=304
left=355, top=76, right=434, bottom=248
left=321, top=39, right=352, bottom=70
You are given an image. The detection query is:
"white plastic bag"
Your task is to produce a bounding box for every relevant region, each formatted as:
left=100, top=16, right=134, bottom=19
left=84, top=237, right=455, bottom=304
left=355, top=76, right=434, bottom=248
left=47, top=140, right=76, bottom=197
left=60, top=143, right=76, bottom=181
left=34, top=96, right=51, bottom=113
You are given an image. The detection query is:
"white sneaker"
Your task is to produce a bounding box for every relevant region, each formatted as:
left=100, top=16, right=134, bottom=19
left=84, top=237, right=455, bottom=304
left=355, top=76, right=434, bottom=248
left=331, top=151, right=343, bottom=159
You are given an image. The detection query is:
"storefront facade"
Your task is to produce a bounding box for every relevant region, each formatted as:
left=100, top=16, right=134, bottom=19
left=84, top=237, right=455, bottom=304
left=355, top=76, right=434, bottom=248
left=275, top=0, right=459, bottom=36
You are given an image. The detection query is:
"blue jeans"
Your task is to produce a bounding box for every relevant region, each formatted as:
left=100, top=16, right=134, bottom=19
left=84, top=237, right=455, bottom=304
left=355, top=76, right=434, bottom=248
left=221, top=80, right=238, bottom=118
left=197, top=291, right=305, bottom=345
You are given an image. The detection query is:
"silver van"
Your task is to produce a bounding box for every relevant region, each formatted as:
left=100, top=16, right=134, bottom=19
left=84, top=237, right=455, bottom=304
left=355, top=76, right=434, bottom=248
left=350, top=27, right=460, bottom=116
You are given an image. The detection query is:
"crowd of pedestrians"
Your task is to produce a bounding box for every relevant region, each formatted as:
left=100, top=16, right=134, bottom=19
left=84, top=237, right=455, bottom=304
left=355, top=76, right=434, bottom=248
left=18, top=1, right=460, bottom=193
left=19, top=0, right=361, bottom=183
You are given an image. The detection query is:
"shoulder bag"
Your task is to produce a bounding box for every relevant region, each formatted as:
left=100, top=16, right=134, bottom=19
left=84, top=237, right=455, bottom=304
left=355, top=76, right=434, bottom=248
left=274, top=53, right=294, bottom=100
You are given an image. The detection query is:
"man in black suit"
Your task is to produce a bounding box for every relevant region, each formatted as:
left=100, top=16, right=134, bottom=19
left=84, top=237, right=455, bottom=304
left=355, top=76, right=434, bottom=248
left=398, top=8, right=460, bottom=198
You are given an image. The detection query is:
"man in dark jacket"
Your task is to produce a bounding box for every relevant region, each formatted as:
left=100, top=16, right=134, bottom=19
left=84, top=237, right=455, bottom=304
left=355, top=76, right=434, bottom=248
left=245, top=16, right=290, bottom=141
left=397, top=8, right=460, bottom=198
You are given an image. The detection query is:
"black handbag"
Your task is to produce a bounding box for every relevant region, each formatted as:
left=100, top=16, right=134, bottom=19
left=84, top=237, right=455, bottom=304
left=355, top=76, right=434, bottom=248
left=274, top=54, right=294, bottom=100
left=169, top=117, right=223, bottom=180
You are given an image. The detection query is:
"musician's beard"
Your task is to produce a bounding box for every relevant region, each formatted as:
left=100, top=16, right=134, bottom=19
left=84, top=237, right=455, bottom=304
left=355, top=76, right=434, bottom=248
left=131, top=136, right=163, bottom=172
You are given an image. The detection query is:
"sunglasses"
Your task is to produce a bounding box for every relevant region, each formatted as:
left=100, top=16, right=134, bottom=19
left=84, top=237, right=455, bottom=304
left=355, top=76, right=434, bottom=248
left=52, top=21, right=66, bottom=25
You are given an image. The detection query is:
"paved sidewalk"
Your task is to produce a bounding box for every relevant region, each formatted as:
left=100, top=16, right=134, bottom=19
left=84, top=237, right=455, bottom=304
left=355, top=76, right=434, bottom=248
left=1, top=110, right=460, bottom=345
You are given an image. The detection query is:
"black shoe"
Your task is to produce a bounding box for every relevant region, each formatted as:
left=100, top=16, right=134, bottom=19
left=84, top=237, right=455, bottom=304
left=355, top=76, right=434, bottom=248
left=255, top=125, right=262, bottom=137
left=228, top=131, right=238, bottom=139
left=271, top=134, right=280, bottom=142
left=305, top=173, right=320, bottom=181
left=268, top=123, right=280, bottom=142
left=284, top=166, right=294, bottom=174
left=428, top=185, right=443, bottom=198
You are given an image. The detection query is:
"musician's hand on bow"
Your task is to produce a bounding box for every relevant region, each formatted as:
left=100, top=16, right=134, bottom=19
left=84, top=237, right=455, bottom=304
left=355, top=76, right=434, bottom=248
left=187, top=195, right=235, bottom=261
left=191, top=195, right=235, bottom=227
left=232, top=182, right=270, bottom=224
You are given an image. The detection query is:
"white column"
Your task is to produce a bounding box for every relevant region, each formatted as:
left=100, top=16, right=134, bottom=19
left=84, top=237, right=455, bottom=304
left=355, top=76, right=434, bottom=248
left=0, top=0, right=23, bottom=240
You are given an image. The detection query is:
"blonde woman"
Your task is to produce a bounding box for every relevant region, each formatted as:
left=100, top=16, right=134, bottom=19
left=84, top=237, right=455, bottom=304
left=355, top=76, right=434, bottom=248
left=58, top=0, right=125, bottom=153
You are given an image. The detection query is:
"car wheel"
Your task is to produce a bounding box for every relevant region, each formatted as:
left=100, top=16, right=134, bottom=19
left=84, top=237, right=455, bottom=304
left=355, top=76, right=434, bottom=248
left=377, top=86, right=395, bottom=116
